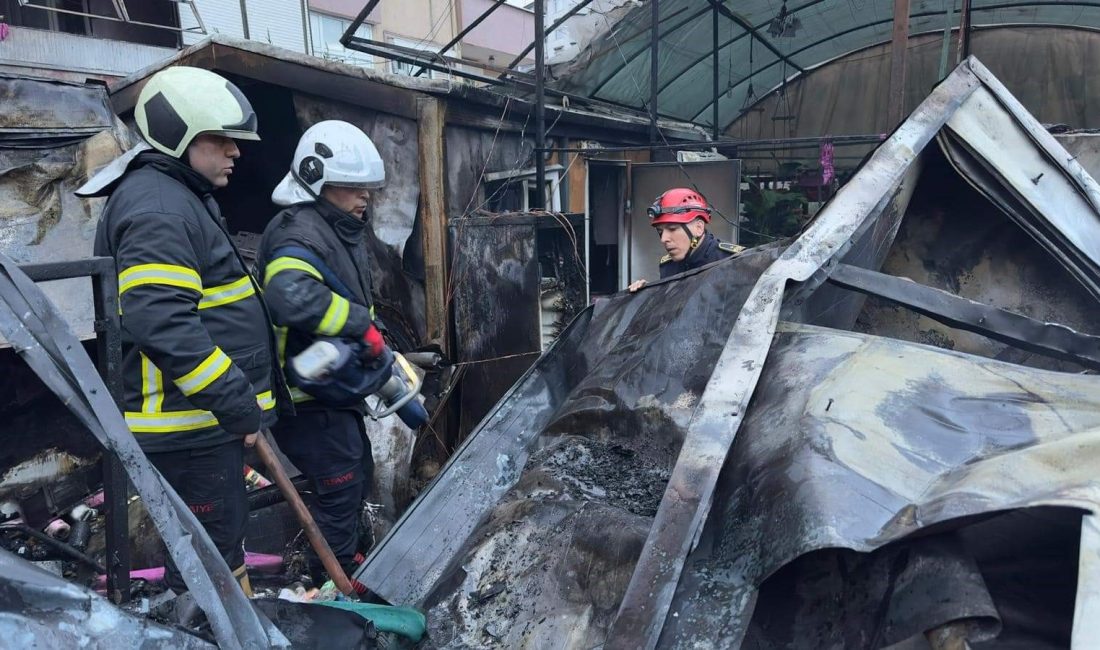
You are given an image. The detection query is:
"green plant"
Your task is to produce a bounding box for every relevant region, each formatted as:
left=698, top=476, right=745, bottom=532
left=739, top=175, right=809, bottom=247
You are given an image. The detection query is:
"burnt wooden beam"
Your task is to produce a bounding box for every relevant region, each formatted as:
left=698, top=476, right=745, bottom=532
left=827, top=263, right=1100, bottom=370
left=887, top=0, right=911, bottom=126
left=416, top=96, right=450, bottom=354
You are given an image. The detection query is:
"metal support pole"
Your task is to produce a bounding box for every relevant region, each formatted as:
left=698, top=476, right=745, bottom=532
left=534, top=0, right=547, bottom=210
left=712, top=1, right=720, bottom=140
left=649, top=0, right=660, bottom=155
left=239, top=0, right=250, bottom=40
left=92, top=262, right=129, bottom=604
left=887, top=0, right=911, bottom=127
left=956, top=0, right=972, bottom=63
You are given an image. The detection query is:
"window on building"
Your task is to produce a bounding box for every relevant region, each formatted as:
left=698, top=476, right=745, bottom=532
left=387, top=35, right=446, bottom=79
left=0, top=0, right=180, bottom=47
left=308, top=11, right=375, bottom=67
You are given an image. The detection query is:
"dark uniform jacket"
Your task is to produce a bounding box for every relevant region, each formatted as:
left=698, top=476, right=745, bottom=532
left=658, top=232, right=742, bottom=279
left=93, top=153, right=286, bottom=452
left=255, top=201, right=377, bottom=411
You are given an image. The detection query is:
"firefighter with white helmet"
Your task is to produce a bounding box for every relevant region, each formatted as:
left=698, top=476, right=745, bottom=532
left=83, top=66, right=292, bottom=602
left=256, top=120, right=389, bottom=591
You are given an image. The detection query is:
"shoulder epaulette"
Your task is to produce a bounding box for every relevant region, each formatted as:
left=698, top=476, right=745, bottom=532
left=718, top=242, right=745, bottom=255
left=659, top=253, right=673, bottom=264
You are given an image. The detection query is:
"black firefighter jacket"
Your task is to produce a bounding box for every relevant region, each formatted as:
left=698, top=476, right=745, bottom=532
left=256, top=201, right=377, bottom=411
left=93, top=153, right=288, bottom=452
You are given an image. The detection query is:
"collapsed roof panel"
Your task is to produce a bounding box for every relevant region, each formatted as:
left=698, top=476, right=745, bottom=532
left=361, top=56, right=1100, bottom=647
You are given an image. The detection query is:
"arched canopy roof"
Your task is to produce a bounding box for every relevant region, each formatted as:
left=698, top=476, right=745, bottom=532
left=551, top=1, right=1100, bottom=130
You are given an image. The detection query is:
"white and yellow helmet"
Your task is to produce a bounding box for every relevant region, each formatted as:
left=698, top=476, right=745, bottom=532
left=271, top=120, right=385, bottom=207
left=134, top=66, right=260, bottom=158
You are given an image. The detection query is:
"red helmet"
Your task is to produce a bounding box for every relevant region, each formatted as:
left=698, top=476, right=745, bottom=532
left=647, top=188, right=711, bottom=225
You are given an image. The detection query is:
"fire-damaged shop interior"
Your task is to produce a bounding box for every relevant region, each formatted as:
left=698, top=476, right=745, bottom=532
left=4, top=0, right=1100, bottom=648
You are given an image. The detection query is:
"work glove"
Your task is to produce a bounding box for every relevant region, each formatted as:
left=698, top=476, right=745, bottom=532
left=362, top=322, right=386, bottom=359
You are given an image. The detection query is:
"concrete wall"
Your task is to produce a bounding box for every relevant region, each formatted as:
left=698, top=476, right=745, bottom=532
left=458, top=0, right=532, bottom=56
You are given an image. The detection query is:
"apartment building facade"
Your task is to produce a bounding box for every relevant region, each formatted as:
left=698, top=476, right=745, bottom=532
left=0, top=0, right=533, bottom=81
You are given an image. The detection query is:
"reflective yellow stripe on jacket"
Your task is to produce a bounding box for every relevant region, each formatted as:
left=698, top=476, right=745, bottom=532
left=317, top=293, right=350, bottom=335
left=174, top=347, right=232, bottom=397
left=140, top=352, right=164, bottom=413
left=264, top=257, right=322, bottom=285
left=199, top=276, right=255, bottom=309
left=125, top=390, right=276, bottom=433
left=119, top=263, right=201, bottom=295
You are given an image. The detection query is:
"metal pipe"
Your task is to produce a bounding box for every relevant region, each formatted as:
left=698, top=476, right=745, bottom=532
left=253, top=433, right=355, bottom=596
left=420, top=0, right=510, bottom=77
left=649, top=0, right=660, bottom=154
left=300, top=0, right=312, bottom=55
left=712, top=1, right=720, bottom=140
left=239, top=0, right=250, bottom=40
left=549, top=133, right=884, bottom=153
left=534, top=0, right=547, bottom=210
left=17, top=524, right=107, bottom=575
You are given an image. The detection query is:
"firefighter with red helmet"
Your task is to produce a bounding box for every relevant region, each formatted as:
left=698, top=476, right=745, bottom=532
left=627, top=187, right=743, bottom=292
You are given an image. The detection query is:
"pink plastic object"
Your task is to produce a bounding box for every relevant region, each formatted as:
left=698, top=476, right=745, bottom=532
left=93, top=551, right=284, bottom=589
left=0, top=24, right=10, bottom=42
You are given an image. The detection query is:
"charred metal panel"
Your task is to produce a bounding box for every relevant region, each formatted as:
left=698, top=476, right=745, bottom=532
left=0, top=74, right=114, bottom=140
left=0, top=548, right=215, bottom=648
left=856, top=148, right=1100, bottom=372
left=360, top=245, right=780, bottom=608
left=449, top=216, right=542, bottom=439
left=443, top=126, right=533, bottom=220
left=0, top=75, right=131, bottom=343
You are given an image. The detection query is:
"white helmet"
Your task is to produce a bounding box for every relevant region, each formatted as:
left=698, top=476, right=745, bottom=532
left=135, top=66, right=259, bottom=158
left=271, top=120, right=385, bottom=206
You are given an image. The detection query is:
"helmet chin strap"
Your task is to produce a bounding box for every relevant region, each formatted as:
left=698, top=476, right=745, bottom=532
left=681, top=224, right=702, bottom=254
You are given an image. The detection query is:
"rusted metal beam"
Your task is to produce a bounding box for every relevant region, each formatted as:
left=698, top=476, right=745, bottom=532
left=417, top=97, right=450, bottom=351
left=888, top=0, right=911, bottom=126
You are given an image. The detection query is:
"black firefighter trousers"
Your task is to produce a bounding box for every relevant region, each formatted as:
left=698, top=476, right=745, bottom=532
left=148, top=439, right=248, bottom=594
left=272, top=408, right=373, bottom=574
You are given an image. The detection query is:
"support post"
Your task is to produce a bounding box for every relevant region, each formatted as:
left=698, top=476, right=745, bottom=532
left=649, top=0, right=660, bottom=155
left=92, top=262, right=129, bottom=604
left=956, top=0, right=972, bottom=63
left=534, top=0, right=547, bottom=209
left=238, top=0, right=250, bottom=40
left=712, top=1, right=720, bottom=140
left=417, top=97, right=450, bottom=352
left=887, top=0, right=911, bottom=127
